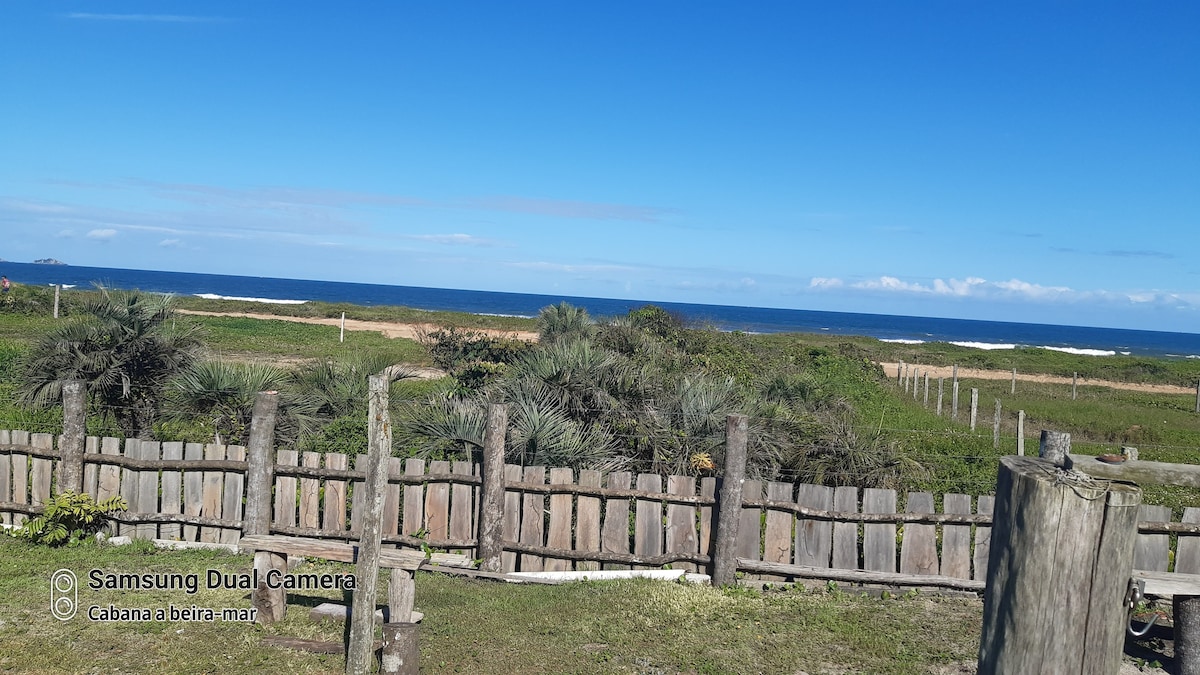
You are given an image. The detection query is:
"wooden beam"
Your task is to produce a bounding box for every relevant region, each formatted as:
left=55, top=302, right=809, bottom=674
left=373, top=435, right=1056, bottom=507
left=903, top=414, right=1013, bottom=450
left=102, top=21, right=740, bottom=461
left=1071, top=455, right=1200, bottom=489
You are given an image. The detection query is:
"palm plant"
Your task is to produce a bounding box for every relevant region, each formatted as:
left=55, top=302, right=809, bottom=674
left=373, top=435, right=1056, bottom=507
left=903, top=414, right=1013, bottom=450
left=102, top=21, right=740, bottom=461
left=536, top=302, right=594, bottom=344
left=166, top=360, right=297, bottom=446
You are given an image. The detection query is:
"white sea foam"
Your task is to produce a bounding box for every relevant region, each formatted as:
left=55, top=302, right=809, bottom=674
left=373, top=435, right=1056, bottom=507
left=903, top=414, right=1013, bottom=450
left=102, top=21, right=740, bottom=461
left=949, top=341, right=1017, bottom=350
left=880, top=339, right=926, bottom=345
left=478, top=312, right=536, bottom=319
left=193, top=293, right=308, bottom=305
left=1039, top=346, right=1117, bottom=357
left=1120, top=351, right=1131, bottom=356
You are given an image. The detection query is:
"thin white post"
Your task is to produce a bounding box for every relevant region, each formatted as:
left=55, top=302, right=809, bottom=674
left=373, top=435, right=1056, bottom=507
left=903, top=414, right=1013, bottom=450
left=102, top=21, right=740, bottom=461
left=340, top=312, right=346, bottom=343
left=1017, top=410, right=1026, bottom=456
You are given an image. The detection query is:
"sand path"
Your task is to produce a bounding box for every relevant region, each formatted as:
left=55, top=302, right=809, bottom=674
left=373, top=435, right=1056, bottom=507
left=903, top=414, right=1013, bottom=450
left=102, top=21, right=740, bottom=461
left=178, top=309, right=539, bottom=341
left=881, top=363, right=1195, bottom=396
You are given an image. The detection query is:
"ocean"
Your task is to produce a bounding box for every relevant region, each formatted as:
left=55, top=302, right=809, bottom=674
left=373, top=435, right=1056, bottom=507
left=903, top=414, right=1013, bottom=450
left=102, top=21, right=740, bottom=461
left=2, top=261, right=1197, bottom=360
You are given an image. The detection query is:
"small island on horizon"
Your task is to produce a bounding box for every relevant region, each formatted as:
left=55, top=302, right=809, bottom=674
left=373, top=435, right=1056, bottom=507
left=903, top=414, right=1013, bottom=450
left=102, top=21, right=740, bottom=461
left=32, top=258, right=66, bottom=265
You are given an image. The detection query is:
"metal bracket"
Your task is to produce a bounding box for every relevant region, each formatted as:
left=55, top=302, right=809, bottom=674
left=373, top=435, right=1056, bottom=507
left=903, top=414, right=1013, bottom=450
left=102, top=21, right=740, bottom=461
left=1126, top=577, right=1158, bottom=638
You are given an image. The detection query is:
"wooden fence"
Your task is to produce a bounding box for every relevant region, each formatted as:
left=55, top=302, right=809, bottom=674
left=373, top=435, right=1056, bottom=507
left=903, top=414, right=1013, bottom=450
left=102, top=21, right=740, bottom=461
left=3, top=427, right=1199, bottom=586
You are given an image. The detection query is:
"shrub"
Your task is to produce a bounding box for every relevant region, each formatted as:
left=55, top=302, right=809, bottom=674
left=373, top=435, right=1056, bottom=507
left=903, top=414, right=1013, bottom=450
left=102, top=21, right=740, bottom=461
left=15, top=492, right=127, bottom=546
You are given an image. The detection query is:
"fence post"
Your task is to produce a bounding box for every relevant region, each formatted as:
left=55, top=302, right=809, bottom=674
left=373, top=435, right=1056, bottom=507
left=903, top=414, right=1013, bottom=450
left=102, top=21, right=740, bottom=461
left=53, top=285, right=61, bottom=319
left=969, top=388, right=979, bottom=431
left=244, top=391, right=283, bottom=624
left=978, top=451, right=1141, bottom=673
left=712, top=414, right=749, bottom=586
left=348, top=374, right=397, bottom=675
left=896, top=360, right=903, bottom=385
left=992, top=399, right=1001, bottom=449
left=937, top=378, right=944, bottom=416
left=1011, top=368, right=1016, bottom=395
left=923, top=372, right=929, bottom=406
left=1039, top=430, right=1071, bottom=467
left=59, top=380, right=87, bottom=494
left=1195, top=380, right=1199, bottom=414
left=1073, top=372, right=1078, bottom=400
left=1017, top=410, right=1025, bottom=456
left=477, top=403, right=509, bottom=573
left=952, top=378, right=960, bottom=421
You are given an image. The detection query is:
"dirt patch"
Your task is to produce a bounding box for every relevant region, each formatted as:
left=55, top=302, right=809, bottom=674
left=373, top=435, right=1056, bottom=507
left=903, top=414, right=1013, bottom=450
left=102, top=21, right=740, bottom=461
left=179, top=309, right=539, bottom=342
left=880, top=362, right=1194, bottom=396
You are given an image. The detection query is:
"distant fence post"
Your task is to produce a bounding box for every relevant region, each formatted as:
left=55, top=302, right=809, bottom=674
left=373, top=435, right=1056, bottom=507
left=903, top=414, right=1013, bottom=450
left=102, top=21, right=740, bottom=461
left=53, top=285, right=61, bottom=319
left=1195, top=380, right=1199, bottom=414
left=477, top=403, right=509, bottom=573
left=969, top=388, right=979, bottom=430
left=58, top=380, right=87, bottom=494
left=992, top=399, right=1001, bottom=449
left=245, top=391, right=284, bottom=624
left=923, top=372, right=929, bottom=406
left=978, top=451, right=1141, bottom=673
left=896, top=360, right=903, bottom=385
left=937, top=378, right=944, bottom=416
left=952, top=371, right=960, bottom=420
left=1073, top=372, right=1078, bottom=400
left=1016, top=411, right=1025, bottom=456
left=712, top=414, right=749, bottom=586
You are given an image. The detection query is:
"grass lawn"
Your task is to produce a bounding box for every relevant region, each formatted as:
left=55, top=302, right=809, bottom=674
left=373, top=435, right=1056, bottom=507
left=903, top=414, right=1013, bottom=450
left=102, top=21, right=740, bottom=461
left=0, top=536, right=984, bottom=674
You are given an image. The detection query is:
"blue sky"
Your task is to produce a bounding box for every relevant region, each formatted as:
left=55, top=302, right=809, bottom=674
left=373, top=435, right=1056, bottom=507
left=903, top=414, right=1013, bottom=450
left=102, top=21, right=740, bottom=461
left=1, top=2, right=1197, bottom=332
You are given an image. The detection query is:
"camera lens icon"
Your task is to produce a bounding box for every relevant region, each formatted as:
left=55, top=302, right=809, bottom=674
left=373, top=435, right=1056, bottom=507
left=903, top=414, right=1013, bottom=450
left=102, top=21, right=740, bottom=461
left=51, top=569, right=77, bottom=621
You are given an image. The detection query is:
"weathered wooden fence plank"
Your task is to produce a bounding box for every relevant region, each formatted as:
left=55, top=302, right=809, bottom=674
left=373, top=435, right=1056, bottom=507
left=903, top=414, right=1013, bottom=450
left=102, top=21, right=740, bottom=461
left=30, top=433, right=54, bottom=508
left=1135, top=504, right=1172, bottom=572
left=973, top=496, right=995, bottom=581
left=501, top=463, right=522, bottom=572
left=274, top=449, right=299, bottom=529
left=449, top=460, right=475, bottom=556
left=0, top=430, right=11, bottom=526
left=941, top=493, right=972, bottom=580
left=299, top=452, right=321, bottom=530
left=545, top=468, right=574, bottom=571
left=737, top=479, right=764, bottom=560
left=383, top=457, right=402, bottom=537
left=11, top=431, right=30, bottom=527
left=118, top=438, right=138, bottom=537
left=863, top=488, right=897, bottom=573
left=323, top=453, right=349, bottom=532
left=83, top=436, right=100, bottom=499
left=575, top=470, right=602, bottom=572
left=350, top=454, right=367, bottom=535
left=135, top=440, right=161, bottom=540
left=402, top=459, right=425, bottom=536
left=182, top=442, right=204, bottom=541
left=1177, top=508, right=1200, bottom=574
left=635, top=473, right=664, bottom=569
left=424, top=460, right=451, bottom=542
left=832, top=486, right=858, bottom=570
left=221, top=446, right=245, bottom=544
left=763, top=481, right=793, bottom=569
left=519, top=466, right=546, bottom=571
left=699, top=476, right=717, bottom=561
left=159, top=441, right=183, bottom=540
left=666, top=475, right=698, bottom=573
left=200, top=444, right=226, bottom=543
left=601, top=471, right=632, bottom=570
left=899, top=492, right=938, bottom=575
left=795, top=483, right=833, bottom=568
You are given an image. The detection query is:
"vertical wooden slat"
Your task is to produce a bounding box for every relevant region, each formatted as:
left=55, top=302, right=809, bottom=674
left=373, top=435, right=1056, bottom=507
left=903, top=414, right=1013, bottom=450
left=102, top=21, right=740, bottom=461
left=545, top=467, right=574, bottom=571
left=601, top=471, right=632, bottom=570
left=501, top=464, right=522, bottom=572
left=899, top=492, right=938, bottom=575
left=0, top=430, right=10, bottom=526
left=323, top=453, right=348, bottom=532
left=736, top=479, right=764, bottom=569
left=762, top=481, right=794, bottom=568
left=30, top=433, right=54, bottom=508
left=1135, top=505, right=1172, bottom=572
left=82, top=436, right=100, bottom=499
left=299, top=451, right=321, bottom=530
left=383, top=457, right=402, bottom=538
left=221, top=445, right=246, bottom=545
left=135, top=441, right=161, bottom=540
left=941, top=494, right=972, bottom=579
left=449, top=460, right=474, bottom=555
left=118, top=439, right=139, bottom=537
left=832, top=486, right=859, bottom=570
left=666, top=475, right=698, bottom=573
left=635, top=473, right=664, bottom=570
left=10, top=431, right=30, bottom=527
left=1175, top=508, right=1200, bottom=575
left=699, top=476, right=717, bottom=561
left=794, top=483, right=834, bottom=568
left=350, top=454, right=367, bottom=535
left=862, top=488, right=897, bottom=573
left=576, top=470, right=603, bottom=572
left=402, top=459, right=426, bottom=536
left=274, top=449, right=298, bottom=530
left=181, top=442, right=204, bottom=541
left=519, top=466, right=546, bottom=571
left=160, top=441, right=183, bottom=540
left=200, top=444, right=226, bottom=543
left=973, top=496, right=995, bottom=581
left=425, top=460, right=451, bottom=542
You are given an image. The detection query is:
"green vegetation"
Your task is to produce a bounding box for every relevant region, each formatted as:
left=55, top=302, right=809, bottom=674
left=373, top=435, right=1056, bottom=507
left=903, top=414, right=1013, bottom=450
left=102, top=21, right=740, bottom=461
left=14, top=492, right=127, bottom=547
left=0, top=536, right=982, bottom=673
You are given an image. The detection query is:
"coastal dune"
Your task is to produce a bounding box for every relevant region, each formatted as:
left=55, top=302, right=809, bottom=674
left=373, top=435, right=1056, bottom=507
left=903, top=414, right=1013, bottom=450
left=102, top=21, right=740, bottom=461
left=880, top=363, right=1194, bottom=395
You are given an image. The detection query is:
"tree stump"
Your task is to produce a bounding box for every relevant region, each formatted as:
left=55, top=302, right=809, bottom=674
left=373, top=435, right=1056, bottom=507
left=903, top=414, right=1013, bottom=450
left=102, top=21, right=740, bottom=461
left=978, top=455, right=1141, bottom=674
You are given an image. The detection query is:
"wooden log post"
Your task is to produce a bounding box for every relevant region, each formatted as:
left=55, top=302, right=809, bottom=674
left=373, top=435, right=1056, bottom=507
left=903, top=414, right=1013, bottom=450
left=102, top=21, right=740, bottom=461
left=952, top=378, right=960, bottom=421
left=1017, top=410, right=1026, bottom=456
left=1011, top=368, right=1016, bottom=395
left=897, top=360, right=903, bottom=385
left=969, top=388, right=979, bottom=431
left=244, top=392, right=283, bottom=624
left=712, top=414, right=749, bottom=586
left=348, top=374, right=397, bottom=675
left=1073, top=372, right=1078, bottom=400
left=1176, top=596, right=1200, bottom=675
left=477, top=403, right=508, bottom=573
left=53, top=284, right=61, bottom=319
left=923, top=372, right=929, bottom=406
left=58, top=380, right=87, bottom=494
left=937, top=377, right=944, bottom=416
left=1039, top=430, right=1072, bottom=468
left=992, top=399, right=1001, bottom=450
left=380, top=623, right=419, bottom=675
left=978, top=455, right=1141, bottom=674
left=1195, top=379, right=1199, bottom=414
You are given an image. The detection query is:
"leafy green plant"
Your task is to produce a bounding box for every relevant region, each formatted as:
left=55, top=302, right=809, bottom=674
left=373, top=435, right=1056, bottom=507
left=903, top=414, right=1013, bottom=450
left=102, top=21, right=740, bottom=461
left=15, top=492, right=127, bottom=546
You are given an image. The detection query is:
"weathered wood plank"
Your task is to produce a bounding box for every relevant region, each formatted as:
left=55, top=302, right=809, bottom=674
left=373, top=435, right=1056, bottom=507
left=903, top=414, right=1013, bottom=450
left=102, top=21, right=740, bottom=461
left=737, top=479, right=764, bottom=564
left=519, top=466, right=546, bottom=571
left=501, top=463, right=522, bottom=573
left=545, top=468, right=574, bottom=571
left=274, top=449, right=298, bottom=529
left=200, top=444, right=226, bottom=543
left=699, top=476, right=717, bottom=562
left=762, top=481, right=793, bottom=570
left=449, top=460, right=474, bottom=556
left=575, top=470, right=603, bottom=572
left=940, top=494, right=972, bottom=580
left=973, top=496, right=995, bottom=581
left=221, top=446, right=246, bottom=544
left=117, top=438, right=138, bottom=537
left=862, top=488, right=897, bottom=574
left=832, top=486, right=859, bottom=570
left=738, top=558, right=984, bottom=592
left=299, top=452, right=321, bottom=530
left=135, top=440, right=161, bottom=540
left=82, top=436, right=100, bottom=500
left=424, top=460, right=451, bottom=542
left=1072, top=455, right=1200, bottom=488
left=899, top=492, right=938, bottom=576
left=634, top=473, right=663, bottom=570
left=0, top=430, right=10, bottom=526
left=159, top=441, right=183, bottom=540
left=30, top=433, right=54, bottom=508
left=182, top=442, right=204, bottom=541
left=239, top=534, right=472, bottom=569
left=1176, top=508, right=1200, bottom=575
left=795, top=484, right=834, bottom=568
left=1135, top=504, right=1172, bottom=572
left=601, top=471, right=632, bottom=570
left=323, top=453, right=348, bottom=532
left=350, top=454, right=366, bottom=535
left=401, top=458, right=425, bottom=536
left=666, top=475, right=698, bottom=573
left=382, top=457, right=402, bottom=537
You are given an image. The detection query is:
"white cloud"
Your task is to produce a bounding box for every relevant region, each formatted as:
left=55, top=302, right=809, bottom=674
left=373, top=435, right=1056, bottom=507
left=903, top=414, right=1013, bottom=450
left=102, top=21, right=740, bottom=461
left=86, top=229, right=117, bottom=240
left=853, top=276, right=932, bottom=293
left=159, top=239, right=182, bottom=248
left=809, top=277, right=844, bottom=289
left=408, top=233, right=504, bottom=247
left=55, top=229, right=75, bottom=238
